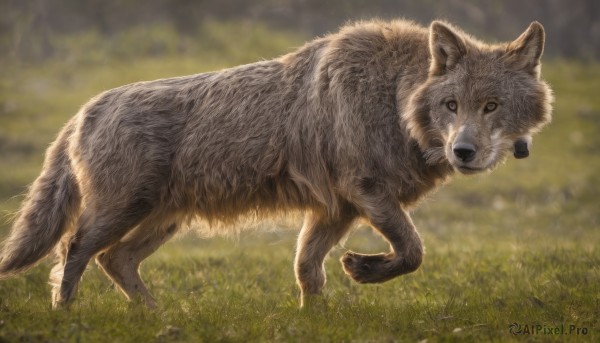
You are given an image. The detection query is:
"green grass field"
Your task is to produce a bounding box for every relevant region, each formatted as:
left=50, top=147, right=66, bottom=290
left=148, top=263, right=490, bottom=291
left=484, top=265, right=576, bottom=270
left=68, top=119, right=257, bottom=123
left=0, top=24, right=598, bottom=342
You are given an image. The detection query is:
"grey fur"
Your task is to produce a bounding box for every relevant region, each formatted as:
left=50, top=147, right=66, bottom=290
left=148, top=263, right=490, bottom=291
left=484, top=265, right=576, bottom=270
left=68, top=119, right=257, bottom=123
left=0, top=19, right=552, bottom=308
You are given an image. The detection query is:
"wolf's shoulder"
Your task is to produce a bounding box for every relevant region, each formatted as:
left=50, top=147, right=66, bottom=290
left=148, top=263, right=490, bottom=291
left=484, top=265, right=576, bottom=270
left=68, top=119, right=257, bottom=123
left=336, top=19, right=428, bottom=45
left=315, top=19, right=430, bottom=67
left=336, top=18, right=428, bottom=39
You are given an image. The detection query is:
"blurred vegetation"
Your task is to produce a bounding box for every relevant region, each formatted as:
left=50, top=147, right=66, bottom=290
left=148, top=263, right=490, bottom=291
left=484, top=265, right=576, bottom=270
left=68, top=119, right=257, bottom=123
left=1, top=0, right=599, bottom=62
left=0, top=2, right=599, bottom=342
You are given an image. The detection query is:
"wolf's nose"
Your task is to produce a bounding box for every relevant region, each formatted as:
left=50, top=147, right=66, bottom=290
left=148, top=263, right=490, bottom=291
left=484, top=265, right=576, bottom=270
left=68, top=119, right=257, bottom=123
left=453, top=142, right=476, bottom=163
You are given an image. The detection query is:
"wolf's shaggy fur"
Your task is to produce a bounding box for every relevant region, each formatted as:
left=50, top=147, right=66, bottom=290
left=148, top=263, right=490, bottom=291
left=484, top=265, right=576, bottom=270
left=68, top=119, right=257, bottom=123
left=0, top=19, right=552, bottom=308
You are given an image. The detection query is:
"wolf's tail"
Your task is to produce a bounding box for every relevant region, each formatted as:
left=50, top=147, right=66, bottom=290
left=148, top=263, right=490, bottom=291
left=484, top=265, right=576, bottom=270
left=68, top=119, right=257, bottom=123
left=0, top=120, right=81, bottom=278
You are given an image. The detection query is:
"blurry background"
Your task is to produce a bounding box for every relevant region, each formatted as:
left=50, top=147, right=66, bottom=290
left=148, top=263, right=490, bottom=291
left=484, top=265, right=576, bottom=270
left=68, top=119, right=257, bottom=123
left=2, top=0, right=600, bottom=61
left=0, top=1, right=598, bottom=341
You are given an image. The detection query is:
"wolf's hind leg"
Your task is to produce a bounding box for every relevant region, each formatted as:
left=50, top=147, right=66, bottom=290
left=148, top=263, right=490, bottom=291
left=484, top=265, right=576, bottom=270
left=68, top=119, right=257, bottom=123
left=49, top=236, right=71, bottom=306
left=96, top=219, right=178, bottom=308
left=294, top=208, right=356, bottom=307
left=341, top=191, right=423, bottom=283
left=55, top=202, right=151, bottom=309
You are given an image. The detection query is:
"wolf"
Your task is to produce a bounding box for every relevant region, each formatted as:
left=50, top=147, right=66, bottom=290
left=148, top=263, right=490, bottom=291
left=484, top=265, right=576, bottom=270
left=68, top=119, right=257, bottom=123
left=0, top=19, right=552, bottom=308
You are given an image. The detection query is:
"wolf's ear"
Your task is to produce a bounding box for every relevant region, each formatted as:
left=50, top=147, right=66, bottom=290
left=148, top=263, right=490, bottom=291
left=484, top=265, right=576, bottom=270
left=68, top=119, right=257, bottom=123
left=429, top=21, right=468, bottom=75
left=504, top=22, right=545, bottom=77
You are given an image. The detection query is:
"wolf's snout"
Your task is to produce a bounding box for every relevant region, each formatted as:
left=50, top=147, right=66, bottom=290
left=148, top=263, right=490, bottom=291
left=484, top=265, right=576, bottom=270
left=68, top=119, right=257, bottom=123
left=452, top=142, right=477, bottom=163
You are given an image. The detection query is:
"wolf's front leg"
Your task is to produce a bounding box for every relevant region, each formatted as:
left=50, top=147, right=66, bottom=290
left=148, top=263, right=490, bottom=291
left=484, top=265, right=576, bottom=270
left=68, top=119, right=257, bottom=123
left=294, top=209, right=356, bottom=307
left=341, top=193, right=423, bottom=283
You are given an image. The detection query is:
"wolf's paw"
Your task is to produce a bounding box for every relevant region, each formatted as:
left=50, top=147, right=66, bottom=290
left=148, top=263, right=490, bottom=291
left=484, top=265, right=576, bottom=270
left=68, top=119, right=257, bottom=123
left=300, top=293, right=328, bottom=311
left=341, top=249, right=423, bottom=283
left=52, top=283, right=79, bottom=310
left=340, top=251, right=397, bottom=283
left=52, top=294, right=73, bottom=310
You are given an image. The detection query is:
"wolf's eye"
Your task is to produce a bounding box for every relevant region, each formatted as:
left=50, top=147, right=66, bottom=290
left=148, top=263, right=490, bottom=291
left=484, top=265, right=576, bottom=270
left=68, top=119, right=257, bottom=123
left=446, top=101, right=458, bottom=112
left=484, top=102, right=497, bottom=113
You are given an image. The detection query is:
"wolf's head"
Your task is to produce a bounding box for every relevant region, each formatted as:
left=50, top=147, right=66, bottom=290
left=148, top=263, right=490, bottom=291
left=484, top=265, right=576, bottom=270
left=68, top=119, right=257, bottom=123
left=404, top=21, right=553, bottom=174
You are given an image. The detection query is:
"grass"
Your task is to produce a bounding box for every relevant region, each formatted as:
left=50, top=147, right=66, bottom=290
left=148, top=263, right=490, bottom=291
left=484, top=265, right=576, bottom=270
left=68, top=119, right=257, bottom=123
left=0, top=23, right=599, bottom=342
